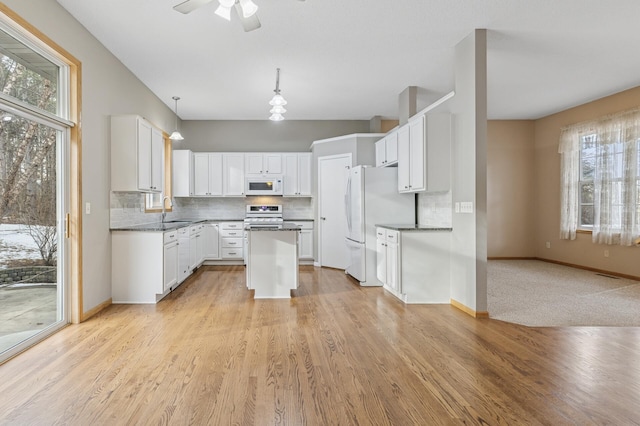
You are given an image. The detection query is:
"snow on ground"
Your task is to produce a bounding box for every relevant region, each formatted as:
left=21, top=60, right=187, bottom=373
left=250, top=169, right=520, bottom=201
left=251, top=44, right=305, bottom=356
left=0, top=224, right=41, bottom=268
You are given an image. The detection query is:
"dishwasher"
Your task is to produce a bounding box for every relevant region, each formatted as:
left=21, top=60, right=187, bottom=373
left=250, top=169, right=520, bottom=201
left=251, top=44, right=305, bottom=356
left=177, top=226, right=190, bottom=284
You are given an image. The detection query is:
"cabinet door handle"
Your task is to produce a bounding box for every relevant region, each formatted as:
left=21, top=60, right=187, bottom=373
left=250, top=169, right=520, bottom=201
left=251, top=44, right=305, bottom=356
left=320, top=217, right=326, bottom=220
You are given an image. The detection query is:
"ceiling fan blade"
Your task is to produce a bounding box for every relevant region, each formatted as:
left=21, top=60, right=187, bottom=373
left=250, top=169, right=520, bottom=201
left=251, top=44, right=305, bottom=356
left=173, top=0, right=215, bottom=14
left=234, top=3, right=261, bottom=32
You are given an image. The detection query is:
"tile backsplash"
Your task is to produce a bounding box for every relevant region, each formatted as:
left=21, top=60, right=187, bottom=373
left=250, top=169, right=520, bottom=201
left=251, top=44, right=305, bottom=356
left=417, top=191, right=452, bottom=227
left=110, top=192, right=314, bottom=228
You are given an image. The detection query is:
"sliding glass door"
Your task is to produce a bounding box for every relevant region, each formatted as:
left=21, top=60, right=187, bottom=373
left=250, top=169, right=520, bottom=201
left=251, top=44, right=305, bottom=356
left=0, top=18, right=71, bottom=362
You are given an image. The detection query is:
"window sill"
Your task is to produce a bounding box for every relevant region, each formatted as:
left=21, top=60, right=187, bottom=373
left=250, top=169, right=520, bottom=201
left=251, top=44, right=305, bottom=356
left=576, top=229, right=593, bottom=234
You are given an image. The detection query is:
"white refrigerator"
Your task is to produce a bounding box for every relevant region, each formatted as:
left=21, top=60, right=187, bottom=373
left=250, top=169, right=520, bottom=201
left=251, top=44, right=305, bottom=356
left=344, top=165, right=415, bottom=286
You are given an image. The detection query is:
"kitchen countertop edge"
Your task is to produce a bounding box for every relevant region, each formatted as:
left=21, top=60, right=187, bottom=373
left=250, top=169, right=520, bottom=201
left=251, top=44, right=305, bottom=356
left=376, top=224, right=453, bottom=232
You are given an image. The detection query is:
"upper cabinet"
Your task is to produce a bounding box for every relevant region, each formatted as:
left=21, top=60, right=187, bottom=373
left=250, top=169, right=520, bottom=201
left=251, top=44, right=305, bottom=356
left=245, top=153, right=282, bottom=175
left=282, top=153, right=311, bottom=197
left=173, top=150, right=311, bottom=198
left=223, top=153, right=245, bottom=196
left=397, top=112, right=451, bottom=193
left=193, top=152, right=223, bottom=196
left=375, top=131, right=398, bottom=167
left=111, top=115, right=164, bottom=193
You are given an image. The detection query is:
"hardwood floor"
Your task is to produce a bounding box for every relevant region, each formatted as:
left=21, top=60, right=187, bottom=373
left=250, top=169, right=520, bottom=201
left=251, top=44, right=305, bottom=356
left=1, top=265, right=638, bottom=425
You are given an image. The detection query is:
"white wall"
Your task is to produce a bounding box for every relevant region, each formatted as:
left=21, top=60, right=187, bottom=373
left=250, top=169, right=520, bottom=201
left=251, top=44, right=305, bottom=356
left=3, top=0, right=178, bottom=313
left=450, top=29, right=488, bottom=313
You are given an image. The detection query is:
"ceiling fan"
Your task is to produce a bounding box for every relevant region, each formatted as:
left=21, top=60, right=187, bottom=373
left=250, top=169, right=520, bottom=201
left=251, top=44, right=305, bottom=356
left=173, top=0, right=305, bottom=32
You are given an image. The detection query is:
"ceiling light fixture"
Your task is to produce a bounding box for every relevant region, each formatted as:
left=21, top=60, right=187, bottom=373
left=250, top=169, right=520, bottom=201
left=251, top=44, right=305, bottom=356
left=269, top=68, right=287, bottom=121
left=238, top=0, right=258, bottom=18
left=215, top=0, right=234, bottom=21
left=169, top=96, right=184, bottom=141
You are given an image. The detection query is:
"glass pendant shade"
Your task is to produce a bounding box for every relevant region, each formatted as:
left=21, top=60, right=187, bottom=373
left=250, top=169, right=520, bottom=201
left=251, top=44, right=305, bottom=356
left=269, top=94, right=287, bottom=106
left=215, top=4, right=232, bottom=20
left=269, top=113, right=285, bottom=122
left=170, top=96, right=184, bottom=141
left=269, top=105, right=286, bottom=114
left=169, top=130, right=184, bottom=141
left=239, top=0, right=258, bottom=17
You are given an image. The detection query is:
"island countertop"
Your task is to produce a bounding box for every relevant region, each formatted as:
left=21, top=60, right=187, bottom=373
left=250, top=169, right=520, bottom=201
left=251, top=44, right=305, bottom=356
left=376, top=224, right=453, bottom=232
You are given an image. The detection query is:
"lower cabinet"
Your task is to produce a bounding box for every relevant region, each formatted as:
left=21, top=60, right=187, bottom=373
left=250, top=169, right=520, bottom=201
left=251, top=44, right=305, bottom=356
left=163, top=230, right=179, bottom=292
left=112, top=230, right=180, bottom=304
left=376, top=226, right=451, bottom=304
left=376, top=228, right=399, bottom=293
left=220, top=222, right=244, bottom=259
left=203, top=223, right=220, bottom=259
left=289, top=221, right=314, bottom=261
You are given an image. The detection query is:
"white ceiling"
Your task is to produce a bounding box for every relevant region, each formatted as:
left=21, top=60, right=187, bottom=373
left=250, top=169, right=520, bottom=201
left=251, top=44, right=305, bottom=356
left=56, top=0, right=640, bottom=121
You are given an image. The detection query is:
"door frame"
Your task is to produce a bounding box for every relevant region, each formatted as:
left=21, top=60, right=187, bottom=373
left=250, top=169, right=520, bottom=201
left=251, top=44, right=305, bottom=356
left=317, top=153, right=352, bottom=268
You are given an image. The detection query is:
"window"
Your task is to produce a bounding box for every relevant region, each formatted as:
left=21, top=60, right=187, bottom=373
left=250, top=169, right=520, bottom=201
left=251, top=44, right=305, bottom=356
left=560, top=109, right=640, bottom=245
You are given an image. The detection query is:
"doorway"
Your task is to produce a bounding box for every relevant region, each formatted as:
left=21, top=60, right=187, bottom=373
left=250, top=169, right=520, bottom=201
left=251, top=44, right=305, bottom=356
left=318, top=153, right=351, bottom=269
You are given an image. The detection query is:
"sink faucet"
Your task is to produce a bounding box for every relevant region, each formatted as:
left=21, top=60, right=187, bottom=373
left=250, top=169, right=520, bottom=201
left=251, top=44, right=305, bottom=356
left=161, top=195, right=173, bottom=223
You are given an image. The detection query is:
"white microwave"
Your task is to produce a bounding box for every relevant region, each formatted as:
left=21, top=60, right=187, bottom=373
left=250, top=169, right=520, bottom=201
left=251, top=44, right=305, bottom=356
left=245, top=176, right=283, bottom=196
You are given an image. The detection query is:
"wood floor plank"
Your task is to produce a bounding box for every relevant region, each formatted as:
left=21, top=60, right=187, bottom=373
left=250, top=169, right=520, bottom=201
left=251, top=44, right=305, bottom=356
left=1, top=265, right=639, bottom=425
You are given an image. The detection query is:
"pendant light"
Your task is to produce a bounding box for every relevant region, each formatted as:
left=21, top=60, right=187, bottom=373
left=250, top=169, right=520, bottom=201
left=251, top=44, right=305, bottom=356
left=269, top=68, right=287, bottom=121
left=169, top=96, right=184, bottom=141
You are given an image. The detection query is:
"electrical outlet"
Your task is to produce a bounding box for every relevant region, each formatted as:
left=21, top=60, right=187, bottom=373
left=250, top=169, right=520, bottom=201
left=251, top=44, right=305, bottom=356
left=454, top=202, right=460, bottom=213
left=604, top=250, right=609, bottom=258
left=545, top=241, right=551, bottom=249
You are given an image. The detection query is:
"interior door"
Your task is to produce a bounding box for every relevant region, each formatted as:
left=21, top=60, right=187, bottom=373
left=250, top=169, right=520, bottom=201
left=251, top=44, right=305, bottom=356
left=319, top=154, right=351, bottom=269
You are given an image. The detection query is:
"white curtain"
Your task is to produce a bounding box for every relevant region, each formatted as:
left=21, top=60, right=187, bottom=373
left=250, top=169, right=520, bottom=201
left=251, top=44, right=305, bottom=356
left=558, top=126, right=582, bottom=240
left=592, top=112, right=640, bottom=245
left=559, top=109, right=640, bottom=246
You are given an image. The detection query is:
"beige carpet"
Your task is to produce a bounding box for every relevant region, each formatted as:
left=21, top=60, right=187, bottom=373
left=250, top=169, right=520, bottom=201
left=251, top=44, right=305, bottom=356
left=488, top=259, right=640, bottom=327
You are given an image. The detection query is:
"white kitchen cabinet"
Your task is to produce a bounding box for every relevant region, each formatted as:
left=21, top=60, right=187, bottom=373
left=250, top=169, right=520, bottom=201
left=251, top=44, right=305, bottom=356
left=223, top=153, right=245, bottom=196
left=376, top=226, right=451, bottom=304
left=172, top=150, right=193, bottom=197
left=375, top=132, right=398, bottom=167
left=245, top=153, right=282, bottom=175
left=203, top=223, right=220, bottom=260
left=289, top=221, right=314, bottom=261
left=163, top=231, right=178, bottom=292
left=177, top=226, right=190, bottom=283
left=112, top=230, right=179, bottom=304
left=194, top=152, right=223, bottom=196
left=189, top=224, right=204, bottom=270
left=220, top=222, right=244, bottom=259
left=111, top=115, right=164, bottom=193
left=397, top=113, right=451, bottom=193
left=283, top=153, right=312, bottom=196
left=376, top=228, right=399, bottom=293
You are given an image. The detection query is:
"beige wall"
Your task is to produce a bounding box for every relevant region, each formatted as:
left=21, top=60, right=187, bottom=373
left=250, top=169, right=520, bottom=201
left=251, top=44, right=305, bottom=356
left=487, top=120, right=535, bottom=257
left=489, top=86, right=640, bottom=277
left=533, top=86, right=640, bottom=278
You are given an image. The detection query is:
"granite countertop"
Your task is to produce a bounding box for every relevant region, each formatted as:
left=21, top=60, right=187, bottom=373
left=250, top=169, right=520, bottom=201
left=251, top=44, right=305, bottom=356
left=376, top=223, right=453, bottom=232
left=245, top=222, right=301, bottom=231
left=110, top=218, right=247, bottom=232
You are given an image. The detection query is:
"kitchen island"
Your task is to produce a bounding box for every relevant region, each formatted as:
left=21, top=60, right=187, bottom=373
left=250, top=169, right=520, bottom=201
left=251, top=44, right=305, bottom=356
left=246, top=223, right=301, bottom=299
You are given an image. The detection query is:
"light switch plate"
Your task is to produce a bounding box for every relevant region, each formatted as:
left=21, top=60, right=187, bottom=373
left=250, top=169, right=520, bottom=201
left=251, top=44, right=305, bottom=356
left=460, top=201, right=473, bottom=213
left=454, top=202, right=460, bottom=213
left=85, top=202, right=91, bottom=215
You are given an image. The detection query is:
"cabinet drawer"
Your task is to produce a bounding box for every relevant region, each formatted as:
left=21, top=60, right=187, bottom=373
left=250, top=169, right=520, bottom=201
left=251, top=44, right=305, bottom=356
left=376, top=228, right=385, bottom=239
left=220, top=229, right=243, bottom=237
left=221, top=248, right=243, bottom=259
left=221, top=237, right=243, bottom=248
left=385, top=230, right=399, bottom=242
left=220, top=222, right=243, bottom=230
left=163, top=231, right=177, bottom=244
